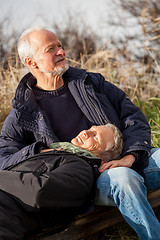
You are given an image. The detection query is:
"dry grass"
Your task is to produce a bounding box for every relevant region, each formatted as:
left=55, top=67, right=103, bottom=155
left=0, top=61, right=26, bottom=129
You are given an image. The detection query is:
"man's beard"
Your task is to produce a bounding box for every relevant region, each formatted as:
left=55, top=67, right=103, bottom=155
left=39, top=62, right=69, bottom=76
left=51, top=63, right=69, bottom=77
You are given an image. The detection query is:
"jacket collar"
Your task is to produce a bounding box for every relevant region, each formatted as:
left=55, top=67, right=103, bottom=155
left=12, top=67, right=87, bottom=111
left=12, top=72, right=37, bottom=112
left=62, top=66, right=87, bottom=83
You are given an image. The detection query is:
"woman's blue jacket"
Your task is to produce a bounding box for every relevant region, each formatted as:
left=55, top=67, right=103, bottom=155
left=0, top=67, right=151, bottom=174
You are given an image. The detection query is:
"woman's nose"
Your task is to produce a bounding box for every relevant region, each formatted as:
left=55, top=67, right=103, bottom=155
left=83, top=130, right=89, bottom=139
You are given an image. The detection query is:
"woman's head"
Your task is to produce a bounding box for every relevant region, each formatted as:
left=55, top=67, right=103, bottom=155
left=71, top=124, right=123, bottom=161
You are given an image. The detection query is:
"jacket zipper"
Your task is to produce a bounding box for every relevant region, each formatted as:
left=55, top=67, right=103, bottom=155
left=82, top=75, right=107, bottom=125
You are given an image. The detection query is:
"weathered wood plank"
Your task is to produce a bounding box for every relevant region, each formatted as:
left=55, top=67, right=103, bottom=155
left=29, top=189, right=160, bottom=240
left=147, top=188, right=160, bottom=208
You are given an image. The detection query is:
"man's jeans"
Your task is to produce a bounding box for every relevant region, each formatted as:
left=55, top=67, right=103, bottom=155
left=95, top=148, right=160, bottom=240
left=144, top=148, right=160, bottom=191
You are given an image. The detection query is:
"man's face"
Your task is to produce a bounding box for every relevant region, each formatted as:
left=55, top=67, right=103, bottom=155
left=30, top=30, right=68, bottom=75
left=71, top=125, right=114, bottom=156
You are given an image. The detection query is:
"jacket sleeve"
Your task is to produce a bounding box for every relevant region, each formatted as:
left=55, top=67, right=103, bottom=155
left=0, top=111, right=45, bottom=170
left=91, top=73, right=151, bottom=160
left=117, top=95, right=151, bottom=156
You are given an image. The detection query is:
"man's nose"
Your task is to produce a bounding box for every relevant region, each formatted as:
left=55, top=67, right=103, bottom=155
left=56, top=48, right=65, bottom=56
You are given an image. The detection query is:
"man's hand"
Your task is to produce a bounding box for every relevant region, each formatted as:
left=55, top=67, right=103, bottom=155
left=99, top=155, right=136, bottom=173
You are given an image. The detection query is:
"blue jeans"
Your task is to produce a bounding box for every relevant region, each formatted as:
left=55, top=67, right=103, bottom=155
left=144, top=148, right=160, bottom=191
left=95, top=148, right=160, bottom=240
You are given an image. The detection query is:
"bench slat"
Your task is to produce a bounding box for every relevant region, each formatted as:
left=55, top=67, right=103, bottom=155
left=30, top=189, right=160, bottom=240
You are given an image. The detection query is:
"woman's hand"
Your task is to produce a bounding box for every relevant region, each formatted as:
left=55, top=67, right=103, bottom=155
left=40, top=149, right=54, bottom=153
left=40, top=148, right=64, bottom=153
left=99, top=155, right=136, bottom=173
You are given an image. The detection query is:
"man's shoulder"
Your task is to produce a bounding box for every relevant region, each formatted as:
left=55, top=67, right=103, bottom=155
left=63, top=66, right=87, bottom=81
left=63, top=67, right=122, bottom=95
left=18, top=72, right=36, bottom=88
left=63, top=66, right=106, bottom=85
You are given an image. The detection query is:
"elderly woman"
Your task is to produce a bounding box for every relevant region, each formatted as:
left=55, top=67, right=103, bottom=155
left=0, top=124, right=123, bottom=239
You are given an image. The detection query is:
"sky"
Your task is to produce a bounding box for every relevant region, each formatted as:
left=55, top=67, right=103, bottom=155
left=0, top=0, right=113, bottom=39
left=0, top=0, right=141, bottom=51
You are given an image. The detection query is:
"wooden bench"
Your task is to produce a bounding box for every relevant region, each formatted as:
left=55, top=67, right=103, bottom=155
left=29, top=189, right=160, bottom=240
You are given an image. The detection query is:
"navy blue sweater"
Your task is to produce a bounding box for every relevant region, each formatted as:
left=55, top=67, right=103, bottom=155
left=33, top=84, right=92, bottom=142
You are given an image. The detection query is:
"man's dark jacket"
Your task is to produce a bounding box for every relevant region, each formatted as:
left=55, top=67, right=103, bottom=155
left=0, top=67, right=151, bottom=174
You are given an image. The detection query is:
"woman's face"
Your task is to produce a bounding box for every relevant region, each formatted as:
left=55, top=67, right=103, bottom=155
left=71, top=125, right=114, bottom=157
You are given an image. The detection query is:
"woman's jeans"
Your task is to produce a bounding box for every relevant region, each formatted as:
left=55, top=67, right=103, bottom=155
left=95, top=148, right=160, bottom=240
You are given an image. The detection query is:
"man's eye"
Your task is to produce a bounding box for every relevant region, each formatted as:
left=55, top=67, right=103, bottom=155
left=58, top=43, right=62, bottom=48
left=46, top=46, right=54, bottom=52
left=48, top=47, right=54, bottom=51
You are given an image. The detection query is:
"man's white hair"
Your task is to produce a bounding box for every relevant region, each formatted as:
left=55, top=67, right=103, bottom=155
left=17, top=27, right=47, bottom=67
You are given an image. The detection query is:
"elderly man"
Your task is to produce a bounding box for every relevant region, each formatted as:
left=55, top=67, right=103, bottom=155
left=0, top=27, right=160, bottom=239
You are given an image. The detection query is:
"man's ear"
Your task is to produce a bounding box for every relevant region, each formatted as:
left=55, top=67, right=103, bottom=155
left=25, top=57, right=38, bottom=69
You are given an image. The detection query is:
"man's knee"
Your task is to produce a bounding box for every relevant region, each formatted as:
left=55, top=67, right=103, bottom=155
left=97, top=167, right=144, bottom=188
left=96, top=167, right=145, bottom=204
left=108, top=167, right=144, bottom=187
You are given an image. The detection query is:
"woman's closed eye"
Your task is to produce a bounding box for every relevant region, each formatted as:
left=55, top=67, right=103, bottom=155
left=94, top=134, right=98, bottom=141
